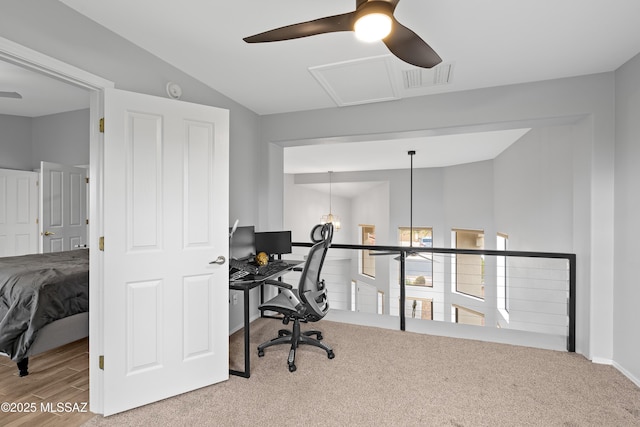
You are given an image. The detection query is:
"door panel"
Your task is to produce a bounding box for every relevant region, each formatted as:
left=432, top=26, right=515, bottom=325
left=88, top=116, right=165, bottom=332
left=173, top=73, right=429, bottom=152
left=40, top=161, right=88, bottom=252
left=102, top=88, right=229, bottom=416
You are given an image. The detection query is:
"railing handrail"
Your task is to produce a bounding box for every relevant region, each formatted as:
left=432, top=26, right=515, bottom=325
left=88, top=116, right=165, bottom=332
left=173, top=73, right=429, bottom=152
left=291, top=242, right=576, bottom=352
left=293, top=241, right=575, bottom=260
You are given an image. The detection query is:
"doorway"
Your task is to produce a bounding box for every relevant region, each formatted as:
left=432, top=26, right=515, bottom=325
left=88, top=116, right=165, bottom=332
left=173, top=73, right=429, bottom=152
left=1, top=34, right=113, bottom=415
left=2, top=37, right=232, bottom=416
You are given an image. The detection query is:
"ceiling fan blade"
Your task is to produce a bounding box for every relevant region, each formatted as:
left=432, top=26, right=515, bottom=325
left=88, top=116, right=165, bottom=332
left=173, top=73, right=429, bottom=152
left=394, top=252, right=439, bottom=262
left=244, top=12, right=355, bottom=43
left=383, top=19, right=442, bottom=68
left=413, top=252, right=439, bottom=262
left=369, top=251, right=397, bottom=256
left=0, top=91, right=22, bottom=99
left=371, top=250, right=437, bottom=262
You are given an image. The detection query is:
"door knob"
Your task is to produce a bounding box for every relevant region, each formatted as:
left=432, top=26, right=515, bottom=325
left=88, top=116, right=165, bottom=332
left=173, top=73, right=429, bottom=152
left=43, top=231, right=56, bottom=236
left=209, top=255, right=226, bottom=265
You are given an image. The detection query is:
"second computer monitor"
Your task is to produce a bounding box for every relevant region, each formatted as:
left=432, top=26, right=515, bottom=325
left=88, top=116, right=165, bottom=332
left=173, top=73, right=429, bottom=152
left=230, top=225, right=255, bottom=261
left=255, top=230, right=292, bottom=258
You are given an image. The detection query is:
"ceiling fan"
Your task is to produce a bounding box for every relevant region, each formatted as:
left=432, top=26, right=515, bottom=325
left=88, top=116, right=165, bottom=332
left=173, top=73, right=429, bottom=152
left=370, top=150, right=438, bottom=262
left=0, top=92, right=22, bottom=99
left=243, top=0, right=442, bottom=69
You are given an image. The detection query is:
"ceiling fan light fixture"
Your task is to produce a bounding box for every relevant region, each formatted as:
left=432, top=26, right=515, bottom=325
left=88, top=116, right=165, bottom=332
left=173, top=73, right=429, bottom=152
left=354, top=12, right=392, bottom=42
left=354, top=1, right=395, bottom=42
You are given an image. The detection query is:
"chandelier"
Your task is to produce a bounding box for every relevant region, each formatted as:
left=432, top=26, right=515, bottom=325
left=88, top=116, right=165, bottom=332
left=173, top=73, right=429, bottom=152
left=320, top=171, right=341, bottom=230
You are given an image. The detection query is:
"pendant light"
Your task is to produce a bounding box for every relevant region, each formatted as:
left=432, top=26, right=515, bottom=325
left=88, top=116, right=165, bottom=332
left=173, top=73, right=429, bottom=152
left=320, top=171, right=341, bottom=230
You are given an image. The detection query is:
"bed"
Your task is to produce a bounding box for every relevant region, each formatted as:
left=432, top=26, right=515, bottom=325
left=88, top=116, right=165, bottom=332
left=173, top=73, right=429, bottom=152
left=0, top=249, right=89, bottom=376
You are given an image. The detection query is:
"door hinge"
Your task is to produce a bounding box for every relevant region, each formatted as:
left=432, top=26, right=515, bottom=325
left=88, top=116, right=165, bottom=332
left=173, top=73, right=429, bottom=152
left=99, top=236, right=104, bottom=251
left=99, top=355, right=104, bottom=370
left=99, top=118, right=104, bottom=133
left=36, top=218, right=39, bottom=225
left=85, top=177, right=89, bottom=184
left=86, top=219, right=89, bottom=225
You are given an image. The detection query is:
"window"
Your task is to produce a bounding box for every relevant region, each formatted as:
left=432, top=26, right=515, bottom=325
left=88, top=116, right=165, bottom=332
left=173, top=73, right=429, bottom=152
left=452, top=229, right=484, bottom=299
left=404, top=297, right=433, bottom=320
left=398, top=227, right=433, bottom=287
left=452, top=304, right=485, bottom=326
left=497, top=233, right=509, bottom=317
left=351, top=280, right=356, bottom=312
left=360, top=225, right=375, bottom=278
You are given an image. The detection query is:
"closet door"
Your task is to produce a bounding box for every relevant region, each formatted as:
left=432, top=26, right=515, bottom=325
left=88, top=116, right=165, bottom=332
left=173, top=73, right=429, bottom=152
left=0, top=168, right=38, bottom=256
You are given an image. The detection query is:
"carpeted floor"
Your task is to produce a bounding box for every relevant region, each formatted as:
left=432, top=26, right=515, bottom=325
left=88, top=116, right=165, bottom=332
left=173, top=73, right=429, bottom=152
left=83, top=318, right=640, bottom=426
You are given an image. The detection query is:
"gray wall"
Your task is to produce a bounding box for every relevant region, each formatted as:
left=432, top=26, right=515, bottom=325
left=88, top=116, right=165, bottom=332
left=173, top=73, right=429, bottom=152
left=32, top=109, right=90, bottom=168
left=1, top=109, right=89, bottom=170
left=0, top=114, right=32, bottom=170
left=494, top=125, right=575, bottom=252
left=614, top=52, right=640, bottom=383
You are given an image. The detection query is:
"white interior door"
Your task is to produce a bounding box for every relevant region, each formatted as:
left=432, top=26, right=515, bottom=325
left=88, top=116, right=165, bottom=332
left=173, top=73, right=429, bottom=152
left=0, top=168, right=39, bottom=256
left=40, top=161, right=88, bottom=252
left=102, top=88, right=229, bottom=416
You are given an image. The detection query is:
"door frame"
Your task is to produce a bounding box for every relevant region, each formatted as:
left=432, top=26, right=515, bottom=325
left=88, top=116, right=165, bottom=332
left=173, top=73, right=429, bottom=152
left=0, top=36, right=114, bottom=414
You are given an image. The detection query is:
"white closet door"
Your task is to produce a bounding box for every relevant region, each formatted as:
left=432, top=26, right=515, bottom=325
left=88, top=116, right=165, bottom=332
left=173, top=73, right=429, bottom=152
left=0, top=168, right=38, bottom=256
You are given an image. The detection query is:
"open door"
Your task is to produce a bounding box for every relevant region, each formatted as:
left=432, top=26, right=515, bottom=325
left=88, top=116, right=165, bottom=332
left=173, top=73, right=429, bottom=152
left=40, top=161, right=88, bottom=252
left=101, top=88, right=229, bottom=415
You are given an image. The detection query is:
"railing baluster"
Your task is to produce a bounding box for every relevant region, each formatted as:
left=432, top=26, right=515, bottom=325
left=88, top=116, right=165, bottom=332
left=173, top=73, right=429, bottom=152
left=399, top=250, right=406, bottom=331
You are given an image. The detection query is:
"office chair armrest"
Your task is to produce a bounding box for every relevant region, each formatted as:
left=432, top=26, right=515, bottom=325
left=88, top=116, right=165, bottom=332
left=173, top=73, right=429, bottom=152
left=263, top=279, right=293, bottom=290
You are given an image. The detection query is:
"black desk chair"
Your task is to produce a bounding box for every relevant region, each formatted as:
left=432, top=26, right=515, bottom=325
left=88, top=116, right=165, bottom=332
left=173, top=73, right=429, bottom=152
left=257, top=223, right=335, bottom=372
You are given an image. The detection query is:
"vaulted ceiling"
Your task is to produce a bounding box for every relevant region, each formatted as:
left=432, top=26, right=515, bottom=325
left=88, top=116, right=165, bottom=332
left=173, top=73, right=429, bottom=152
left=59, top=0, right=640, bottom=115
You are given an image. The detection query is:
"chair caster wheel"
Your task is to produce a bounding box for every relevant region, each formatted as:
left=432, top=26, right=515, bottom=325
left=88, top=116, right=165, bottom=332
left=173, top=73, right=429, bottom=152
left=288, top=364, right=296, bottom=372
left=278, top=330, right=287, bottom=337
left=258, top=349, right=264, bottom=357
left=327, top=350, right=335, bottom=359
left=317, top=334, right=323, bottom=341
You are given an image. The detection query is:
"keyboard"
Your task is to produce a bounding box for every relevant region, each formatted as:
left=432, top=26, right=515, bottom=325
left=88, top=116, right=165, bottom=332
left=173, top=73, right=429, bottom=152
left=256, top=261, right=289, bottom=278
left=229, top=258, right=258, bottom=274
left=229, top=259, right=294, bottom=282
left=229, top=258, right=257, bottom=281
left=230, top=268, right=249, bottom=281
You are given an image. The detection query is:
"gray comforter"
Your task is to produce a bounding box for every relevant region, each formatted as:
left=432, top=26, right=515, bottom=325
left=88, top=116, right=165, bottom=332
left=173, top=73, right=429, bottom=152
left=0, top=249, right=89, bottom=361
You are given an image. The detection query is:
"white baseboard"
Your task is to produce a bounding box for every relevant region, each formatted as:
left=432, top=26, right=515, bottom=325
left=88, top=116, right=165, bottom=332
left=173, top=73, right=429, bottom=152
left=591, top=356, right=613, bottom=365
left=612, top=361, right=640, bottom=388
left=228, top=312, right=261, bottom=336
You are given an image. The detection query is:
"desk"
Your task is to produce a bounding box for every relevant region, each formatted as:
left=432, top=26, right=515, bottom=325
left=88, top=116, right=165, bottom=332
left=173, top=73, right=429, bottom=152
left=229, top=260, right=302, bottom=378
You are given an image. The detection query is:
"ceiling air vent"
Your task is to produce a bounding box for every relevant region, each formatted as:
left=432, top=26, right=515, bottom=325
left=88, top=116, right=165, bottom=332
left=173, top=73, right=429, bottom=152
left=402, top=62, right=453, bottom=89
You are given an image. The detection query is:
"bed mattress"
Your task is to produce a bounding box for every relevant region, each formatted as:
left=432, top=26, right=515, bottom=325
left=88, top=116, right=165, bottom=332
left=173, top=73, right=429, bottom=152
left=0, top=249, right=89, bottom=361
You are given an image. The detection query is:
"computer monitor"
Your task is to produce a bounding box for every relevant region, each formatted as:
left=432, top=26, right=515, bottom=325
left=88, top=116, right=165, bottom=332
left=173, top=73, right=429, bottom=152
left=255, top=230, right=292, bottom=258
left=229, top=225, right=255, bottom=261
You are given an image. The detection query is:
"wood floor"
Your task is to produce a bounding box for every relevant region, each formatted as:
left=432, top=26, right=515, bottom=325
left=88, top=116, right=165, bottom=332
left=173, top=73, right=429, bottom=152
left=0, top=338, right=94, bottom=426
